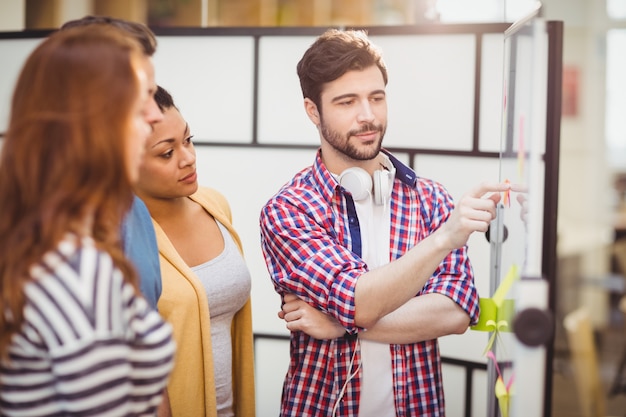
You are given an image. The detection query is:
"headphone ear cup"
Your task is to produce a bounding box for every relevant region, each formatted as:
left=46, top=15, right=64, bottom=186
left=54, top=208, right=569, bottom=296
left=338, top=167, right=372, bottom=201
left=373, top=170, right=393, bottom=205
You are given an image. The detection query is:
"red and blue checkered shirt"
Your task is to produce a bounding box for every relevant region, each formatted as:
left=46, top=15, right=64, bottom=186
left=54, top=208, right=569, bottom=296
left=260, top=149, right=480, bottom=417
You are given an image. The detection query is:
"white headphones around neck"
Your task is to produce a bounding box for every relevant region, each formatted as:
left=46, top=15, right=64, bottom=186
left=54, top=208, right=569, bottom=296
left=338, top=166, right=394, bottom=206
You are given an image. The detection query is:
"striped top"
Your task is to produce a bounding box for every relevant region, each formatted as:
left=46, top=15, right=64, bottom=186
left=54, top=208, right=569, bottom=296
left=0, top=234, right=175, bottom=417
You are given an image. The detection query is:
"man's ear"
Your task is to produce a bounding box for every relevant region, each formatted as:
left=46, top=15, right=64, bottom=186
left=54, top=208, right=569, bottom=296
left=304, top=98, right=320, bottom=125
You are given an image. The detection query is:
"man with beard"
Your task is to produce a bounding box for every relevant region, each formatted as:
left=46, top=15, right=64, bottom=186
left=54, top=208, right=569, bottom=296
left=259, top=29, right=509, bottom=417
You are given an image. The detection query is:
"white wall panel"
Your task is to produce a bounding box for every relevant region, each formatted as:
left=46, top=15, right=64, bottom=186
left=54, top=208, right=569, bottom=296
left=442, top=364, right=467, bottom=417
left=373, top=34, right=476, bottom=150
left=153, top=36, right=255, bottom=143
left=480, top=33, right=506, bottom=152
left=257, top=36, right=320, bottom=145
left=0, top=39, right=41, bottom=133
left=254, top=338, right=289, bottom=416
left=471, top=367, right=489, bottom=417
left=442, top=362, right=489, bottom=417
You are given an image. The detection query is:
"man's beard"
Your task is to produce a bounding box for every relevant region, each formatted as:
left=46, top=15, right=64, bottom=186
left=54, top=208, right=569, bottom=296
left=320, top=121, right=386, bottom=161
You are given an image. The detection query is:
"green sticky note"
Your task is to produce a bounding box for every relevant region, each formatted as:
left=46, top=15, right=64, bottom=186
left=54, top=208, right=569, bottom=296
left=471, top=298, right=515, bottom=332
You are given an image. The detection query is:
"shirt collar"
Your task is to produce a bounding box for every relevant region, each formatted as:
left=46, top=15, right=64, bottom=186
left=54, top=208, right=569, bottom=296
left=382, top=149, right=418, bottom=188
left=312, top=149, right=339, bottom=203
left=312, top=148, right=418, bottom=192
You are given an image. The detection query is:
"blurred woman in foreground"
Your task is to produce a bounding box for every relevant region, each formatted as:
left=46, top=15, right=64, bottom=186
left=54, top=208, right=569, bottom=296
left=0, top=25, right=175, bottom=417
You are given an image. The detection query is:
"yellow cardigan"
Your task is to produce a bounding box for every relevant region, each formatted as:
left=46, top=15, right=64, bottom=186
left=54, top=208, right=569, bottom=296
left=153, top=187, right=255, bottom=417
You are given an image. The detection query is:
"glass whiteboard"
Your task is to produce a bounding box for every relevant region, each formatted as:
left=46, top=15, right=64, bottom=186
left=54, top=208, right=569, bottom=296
left=486, top=2, right=550, bottom=417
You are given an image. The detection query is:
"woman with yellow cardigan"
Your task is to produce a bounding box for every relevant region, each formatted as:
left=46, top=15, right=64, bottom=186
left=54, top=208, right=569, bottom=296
left=134, top=86, right=255, bottom=417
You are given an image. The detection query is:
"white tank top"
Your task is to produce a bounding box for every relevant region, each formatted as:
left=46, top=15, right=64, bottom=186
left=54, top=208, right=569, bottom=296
left=354, top=194, right=396, bottom=417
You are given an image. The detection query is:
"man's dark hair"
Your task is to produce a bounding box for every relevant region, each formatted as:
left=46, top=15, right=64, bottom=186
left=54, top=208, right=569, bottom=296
left=296, top=29, right=388, bottom=109
left=60, top=15, right=157, bottom=56
left=154, top=85, right=176, bottom=112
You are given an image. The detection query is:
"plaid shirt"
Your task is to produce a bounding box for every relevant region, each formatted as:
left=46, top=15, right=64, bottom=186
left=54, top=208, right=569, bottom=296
left=260, top=149, right=480, bottom=417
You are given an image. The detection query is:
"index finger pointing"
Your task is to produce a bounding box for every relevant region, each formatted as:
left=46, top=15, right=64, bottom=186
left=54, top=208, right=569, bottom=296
left=467, top=181, right=511, bottom=198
